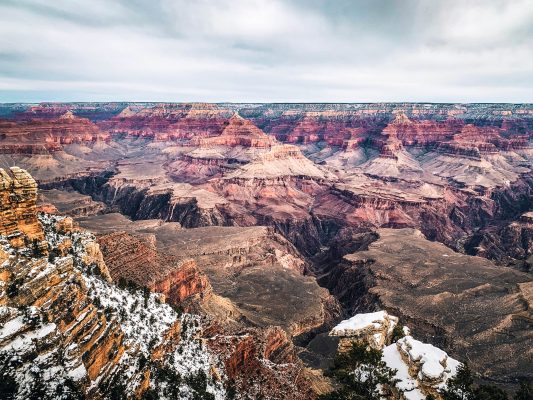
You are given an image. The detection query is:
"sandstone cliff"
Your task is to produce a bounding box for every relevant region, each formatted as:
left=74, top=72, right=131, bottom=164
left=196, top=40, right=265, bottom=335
left=0, top=167, right=44, bottom=247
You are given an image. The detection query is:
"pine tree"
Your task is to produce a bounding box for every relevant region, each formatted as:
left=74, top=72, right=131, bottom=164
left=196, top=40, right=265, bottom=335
left=514, top=380, right=533, bottom=400
left=440, top=363, right=474, bottom=400
left=474, top=384, right=508, bottom=400
left=319, top=341, right=398, bottom=400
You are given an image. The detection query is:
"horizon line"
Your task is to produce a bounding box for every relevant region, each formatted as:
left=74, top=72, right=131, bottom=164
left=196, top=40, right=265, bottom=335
left=1, top=101, right=532, bottom=106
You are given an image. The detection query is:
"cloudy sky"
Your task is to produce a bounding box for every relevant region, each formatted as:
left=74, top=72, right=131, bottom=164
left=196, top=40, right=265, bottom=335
left=0, top=0, right=532, bottom=103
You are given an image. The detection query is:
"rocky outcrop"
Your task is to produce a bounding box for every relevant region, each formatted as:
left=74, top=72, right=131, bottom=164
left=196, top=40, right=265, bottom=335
left=0, top=170, right=231, bottom=399
left=392, top=335, right=460, bottom=399
left=327, top=311, right=461, bottom=400
left=191, top=113, right=277, bottom=148
left=223, top=144, right=330, bottom=180
left=97, top=231, right=213, bottom=305
left=329, top=310, right=399, bottom=351
left=0, top=167, right=44, bottom=247
left=0, top=234, right=126, bottom=391
left=206, top=324, right=317, bottom=400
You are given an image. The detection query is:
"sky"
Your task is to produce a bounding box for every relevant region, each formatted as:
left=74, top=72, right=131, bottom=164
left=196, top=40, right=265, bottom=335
left=0, top=0, right=532, bottom=103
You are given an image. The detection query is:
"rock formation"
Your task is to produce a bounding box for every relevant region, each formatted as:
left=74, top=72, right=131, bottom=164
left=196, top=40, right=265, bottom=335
left=191, top=113, right=277, bottom=148
left=0, top=198, right=226, bottom=399
left=77, top=214, right=340, bottom=338
left=97, top=231, right=212, bottom=306
left=0, top=111, right=110, bottom=153
left=327, top=311, right=460, bottom=400
left=0, top=167, right=44, bottom=247
left=0, top=102, right=531, bottom=392
left=329, top=310, right=399, bottom=351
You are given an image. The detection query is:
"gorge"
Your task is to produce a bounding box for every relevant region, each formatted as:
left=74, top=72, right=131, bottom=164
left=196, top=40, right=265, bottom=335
left=0, top=102, right=532, bottom=399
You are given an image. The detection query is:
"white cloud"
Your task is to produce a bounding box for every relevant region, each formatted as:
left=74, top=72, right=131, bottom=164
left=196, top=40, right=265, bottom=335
left=0, top=0, right=531, bottom=102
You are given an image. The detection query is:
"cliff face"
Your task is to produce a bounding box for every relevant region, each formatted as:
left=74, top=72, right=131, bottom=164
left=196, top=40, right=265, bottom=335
left=0, top=167, right=44, bottom=247
left=77, top=213, right=340, bottom=339
left=0, top=112, right=109, bottom=153
left=0, top=172, right=233, bottom=399
left=98, top=103, right=232, bottom=140
left=1, top=168, right=331, bottom=399
left=206, top=325, right=316, bottom=400
left=464, top=211, right=533, bottom=271
left=97, top=231, right=212, bottom=306
left=0, top=218, right=229, bottom=399
left=1, top=168, right=293, bottom=399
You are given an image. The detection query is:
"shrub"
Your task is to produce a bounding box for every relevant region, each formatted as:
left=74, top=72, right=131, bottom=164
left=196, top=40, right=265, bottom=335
left=440, top=363, right=474, bottom=400
left=390, top=324, right=406, bottom=343
left=319, top=341, right=398, bottom=400
left=514, top=380, right=532, bottom=400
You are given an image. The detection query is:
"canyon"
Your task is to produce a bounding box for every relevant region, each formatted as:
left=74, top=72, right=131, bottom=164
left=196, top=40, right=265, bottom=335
left=0, top=102, right=532, bottom=398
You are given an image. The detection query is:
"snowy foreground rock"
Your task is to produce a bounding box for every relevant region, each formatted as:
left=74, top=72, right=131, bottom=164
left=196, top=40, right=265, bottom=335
left=383, top=336, right=460, bottom=400
left=330, top=311, right=460, bottom=400
left=330, top=310, right=399, bottom=350
left=0, top=212, right=226, bottom=399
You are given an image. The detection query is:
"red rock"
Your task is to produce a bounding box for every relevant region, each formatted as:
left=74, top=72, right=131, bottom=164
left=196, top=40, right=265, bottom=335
left=97, top=231, right=212, bottom=305
left=190, top=113, right=277, bottom=148
left=0, top=112, right=110, bottom=153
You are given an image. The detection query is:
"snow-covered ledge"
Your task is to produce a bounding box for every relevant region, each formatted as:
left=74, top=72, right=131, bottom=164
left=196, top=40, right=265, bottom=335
left=329, top=310, right=399, bottom=349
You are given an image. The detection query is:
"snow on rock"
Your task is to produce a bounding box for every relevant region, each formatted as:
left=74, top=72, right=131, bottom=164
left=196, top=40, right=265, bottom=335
left=84, top=275, right=177, bottom=354
left=1, top=211, right=227, bottom=399
left=330, top=312, right=461, bottom=400
left=382, top=335, right=461, bottom=399
left=84, top=275, right=226, bottom=399
left=330, top=311, right=398, bottom=349
left=382, top=343, right=425, bottom=400
left=396, top=336, right=460, bottom=385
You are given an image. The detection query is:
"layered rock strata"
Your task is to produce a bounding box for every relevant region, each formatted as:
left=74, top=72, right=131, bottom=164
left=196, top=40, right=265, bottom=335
left=0, top=167, right=44, bottom=247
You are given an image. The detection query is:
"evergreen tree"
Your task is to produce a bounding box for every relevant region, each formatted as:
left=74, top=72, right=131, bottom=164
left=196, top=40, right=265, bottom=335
left=514, top=381, right=533, bottom=400
left=440, top=363, right=475, bottom=400
left=319, top=341, right=398, bottom=400
left=390, top=324, right=406, bottom=343
left=474, top=384, right=508, bottom=400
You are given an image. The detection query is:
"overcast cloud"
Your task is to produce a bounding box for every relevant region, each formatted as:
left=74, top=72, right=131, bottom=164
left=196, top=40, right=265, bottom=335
left=0, top=0, right=532, bottom=102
